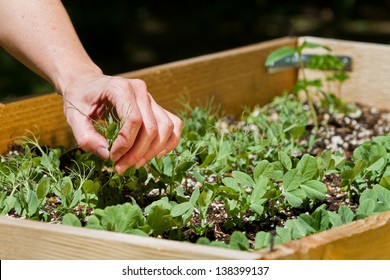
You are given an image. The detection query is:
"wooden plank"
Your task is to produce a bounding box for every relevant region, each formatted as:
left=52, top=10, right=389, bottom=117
left=0, top=93, right=73, bottom=155
left=298, top=36, right=390, bottom=110
left=120, top=36, right=297, bottom=117
left=0, top=36, right=296, bottom=154
left=256, top=210, right=390, bottom=260
left=0, top=216, right=260, bottom=260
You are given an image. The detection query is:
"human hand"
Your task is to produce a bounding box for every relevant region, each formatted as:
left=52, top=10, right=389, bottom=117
left=60, top=73, right=183, bottom=174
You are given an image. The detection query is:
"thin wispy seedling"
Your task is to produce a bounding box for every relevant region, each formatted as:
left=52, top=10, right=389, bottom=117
left=61, top=96, right=132, bottom=152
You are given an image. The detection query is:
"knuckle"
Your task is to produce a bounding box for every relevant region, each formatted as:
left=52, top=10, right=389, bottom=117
left=163, top=119, right=174, bottom=133
left=131, top=79, right=147, bottom=91
left=128, top=114, right=143, bottom=127
left=147, top=123, right=158, bottom=138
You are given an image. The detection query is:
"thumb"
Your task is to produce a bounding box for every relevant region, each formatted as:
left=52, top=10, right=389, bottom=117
left=66, top=109, right=110, bottom=160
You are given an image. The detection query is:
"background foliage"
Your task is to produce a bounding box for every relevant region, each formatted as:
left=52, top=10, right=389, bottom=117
left=1, top=0, right=389, bottom=100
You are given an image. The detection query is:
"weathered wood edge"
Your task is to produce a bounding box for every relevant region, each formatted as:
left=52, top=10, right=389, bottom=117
left=255, top=210, right=390, bottom=260
left=0, top=216, right=261, bottom=260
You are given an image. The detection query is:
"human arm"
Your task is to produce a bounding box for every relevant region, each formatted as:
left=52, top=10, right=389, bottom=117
left=0, top=0, right=182, bottom=173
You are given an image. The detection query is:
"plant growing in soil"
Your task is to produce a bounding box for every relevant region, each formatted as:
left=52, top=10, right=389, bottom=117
left=265, top=40, right=352, bottom=131
left=1, top=42, right=390, bottom=252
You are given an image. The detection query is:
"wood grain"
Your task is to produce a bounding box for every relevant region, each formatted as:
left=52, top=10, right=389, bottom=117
left=256, top=210, right=390, bottom=260
left=0, top=217, right=260, bottom=260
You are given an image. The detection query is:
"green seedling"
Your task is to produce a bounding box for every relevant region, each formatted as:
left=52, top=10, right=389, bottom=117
left=265, top=41, right=351, bottom=131
left=61, top=96, right=129, bottom=152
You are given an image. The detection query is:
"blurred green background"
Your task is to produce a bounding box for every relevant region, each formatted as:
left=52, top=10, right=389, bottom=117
left=1, top=0, right=389, bottom=101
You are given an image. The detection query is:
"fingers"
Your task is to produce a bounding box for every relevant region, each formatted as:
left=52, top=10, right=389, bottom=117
left=108, top=79, right=151, bottom=162
left=62, top=75, right=182, bottom=174
left=114, top=100, right=183, bottom=173
left=64, top=104, right=110, bottom=160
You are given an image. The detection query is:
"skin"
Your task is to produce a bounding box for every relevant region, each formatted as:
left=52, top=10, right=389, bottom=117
left=0, top=0, right=183, bottom=174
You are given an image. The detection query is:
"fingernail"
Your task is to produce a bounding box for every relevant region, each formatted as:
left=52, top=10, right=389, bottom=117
left=110, top=151, right=122, bottom=162
left=115, top=164, right=125, bottom=174
left=157, top=149, right=168, bottom=158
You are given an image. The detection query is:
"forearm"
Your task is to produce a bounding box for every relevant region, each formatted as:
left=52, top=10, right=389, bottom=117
left=0, top=0, right=101, bottom=93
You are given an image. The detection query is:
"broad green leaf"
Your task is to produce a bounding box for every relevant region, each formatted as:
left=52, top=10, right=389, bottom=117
left=229, top=231, right=250, bottom=251
left=285, top=188, right=305, bottom=207
left=254, top=231, right=272, bottom=250
left=285, top=218, right=313, bottom=239
left=27, top=191, right=39, bottom=217
left=222, top=177, right=239, bottom=191
left=250, top=175, right=268, bottom=204
left=198, top=189, right=214, bottom=208
left=338, top=205, right=354, bottom=224
left=60, top=176, right=73, bottom=197
left=0, top=192, right=6, bottom=209
left=328, top=211, right=343, bottom=227
left=1, top=196, right=16, bottom=215
left=193, top=170, right=206, bottom=183
left=276, top=227, right=293, bottom=243
left=199, top=153, right=216, bottom=168
left=69, top=189, right=83, bottom=208
left=171, top=202, right=193, bottom=217
left=85, top=215, right=104, bottom=230
left=373, top=185, right=390, bottom=209
left=40, top=154, right=52, bottom=171
left=300, top=180, right=327, bottom=200
left=232, top=171, right=254, bottom=187
left=356, top=199, right=376, bottom=218
left=283, top=169, right=303, bottom=191
left=380, top=176, right=390, bottom=190
left=125, top=229, right=149, bottom=237
left=147, top=204, right=174, bottom=236
left=250, top=204, right=264, bottom=216
left=105, top=122, right=118, bottom=140
left=373, top=135, right=390, bottom=150
left=102, top=203, right=145, bottom=233
left=278, top=151, right=292, bottom=170
left=366, top=157, right=386, bottom=172
left=297, top=154, right=317, bottom=181
left=190, top=186, right=200, bottom=206
left=352, top=159, right=367, bottom=176
left=253, top=160, right=273, bottom=180
left=175, top=160, right=195, bottom=174
left=62, top=213, right=82, bottom=227
left=36, top=177, right=51, bottom=200
left=196, top=237, right=211, bottom=245
left=162, top=156, right=174, bottom=177
left=82, top=180, right=101, bottom=194
left=217, top=141, right=231, bottom=160
left=359, top=189, right=377, bottom=204
left=312, top=208, right=330, bottom=231
left=265, top=46, right=296, bottom=67
left=353, top=143, right=387, bottom=166
left=341, top=169, right=355, bottom=180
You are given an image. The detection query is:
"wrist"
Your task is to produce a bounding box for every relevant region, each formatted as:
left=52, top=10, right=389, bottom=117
left=53, top=62, right=103, bottom=98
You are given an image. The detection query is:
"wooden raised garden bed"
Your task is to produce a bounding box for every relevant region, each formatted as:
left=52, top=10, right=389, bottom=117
left=0, top=36, right=389, bottom=259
